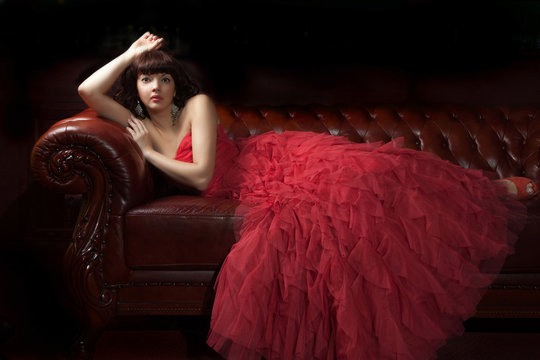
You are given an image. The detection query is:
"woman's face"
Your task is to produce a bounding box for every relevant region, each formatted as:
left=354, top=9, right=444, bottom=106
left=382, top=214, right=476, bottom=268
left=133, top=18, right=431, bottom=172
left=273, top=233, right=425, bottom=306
left=136, top=72, right=176, bottom=114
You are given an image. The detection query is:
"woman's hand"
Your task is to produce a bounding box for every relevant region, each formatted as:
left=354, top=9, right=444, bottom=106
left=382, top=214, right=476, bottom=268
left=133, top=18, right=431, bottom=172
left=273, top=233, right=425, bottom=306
left=127, top=32, right=164, bottom=57
left=127, top=115, right=153, bottom=156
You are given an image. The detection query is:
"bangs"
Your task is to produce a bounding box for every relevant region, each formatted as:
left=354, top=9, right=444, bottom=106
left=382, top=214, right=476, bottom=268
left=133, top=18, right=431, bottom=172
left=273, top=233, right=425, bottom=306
left=134, top=51, right=177, bottom=75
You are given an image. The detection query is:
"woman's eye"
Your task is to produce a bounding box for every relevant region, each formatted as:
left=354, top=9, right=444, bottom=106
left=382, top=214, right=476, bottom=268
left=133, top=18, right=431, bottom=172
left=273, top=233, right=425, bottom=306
left=141, top=77, right=151, bottom=82
left=162, top=77, right=171, bottom=83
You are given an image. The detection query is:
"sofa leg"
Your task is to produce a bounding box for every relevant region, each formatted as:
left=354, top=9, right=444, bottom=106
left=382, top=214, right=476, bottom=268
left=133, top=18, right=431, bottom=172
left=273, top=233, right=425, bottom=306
left=62, top=221, right=117, bottom=359
left=70, top=337, right=96, bottom=360
left=69, top=314, right=110, bottom=360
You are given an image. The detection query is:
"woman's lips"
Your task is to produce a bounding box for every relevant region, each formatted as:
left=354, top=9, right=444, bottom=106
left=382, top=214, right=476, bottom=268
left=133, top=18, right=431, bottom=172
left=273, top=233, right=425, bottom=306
left=151, top=95, right=163, bottom=102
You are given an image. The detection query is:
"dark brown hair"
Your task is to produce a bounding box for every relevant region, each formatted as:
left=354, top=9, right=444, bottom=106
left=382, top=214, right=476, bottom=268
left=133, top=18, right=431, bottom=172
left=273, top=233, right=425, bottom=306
left=114, top=50, right=200, bottom=119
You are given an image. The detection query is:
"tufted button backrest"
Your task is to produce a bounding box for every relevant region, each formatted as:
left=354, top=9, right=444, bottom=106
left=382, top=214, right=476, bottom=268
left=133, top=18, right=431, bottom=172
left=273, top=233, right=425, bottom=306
left=216, top=104, right=540, bottom=184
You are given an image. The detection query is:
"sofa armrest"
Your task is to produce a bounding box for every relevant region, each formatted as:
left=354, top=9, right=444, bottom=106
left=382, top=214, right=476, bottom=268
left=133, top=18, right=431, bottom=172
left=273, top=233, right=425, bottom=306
left=30, top=109, right=155, bottom=326
left=31, top=109, right=154, bottom=213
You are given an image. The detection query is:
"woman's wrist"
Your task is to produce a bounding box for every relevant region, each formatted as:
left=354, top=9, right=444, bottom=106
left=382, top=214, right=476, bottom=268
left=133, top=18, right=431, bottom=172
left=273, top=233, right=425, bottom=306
left=121, top=48, right=138, bottom=65
left=141, top=146, right=157, bottom=161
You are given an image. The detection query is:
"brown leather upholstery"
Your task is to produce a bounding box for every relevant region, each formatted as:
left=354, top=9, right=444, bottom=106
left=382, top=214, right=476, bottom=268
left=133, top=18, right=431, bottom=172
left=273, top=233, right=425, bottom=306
left=31, top=104, right=540, bottom=358
left=125, top=196, right=239, bottom=270
left=217, top=105, right=540, bottom=182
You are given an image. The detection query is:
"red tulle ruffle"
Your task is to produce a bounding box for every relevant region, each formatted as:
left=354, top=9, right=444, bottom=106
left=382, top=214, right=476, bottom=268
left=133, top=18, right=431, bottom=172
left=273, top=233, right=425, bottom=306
left=179, top=129, right=526, bottom=360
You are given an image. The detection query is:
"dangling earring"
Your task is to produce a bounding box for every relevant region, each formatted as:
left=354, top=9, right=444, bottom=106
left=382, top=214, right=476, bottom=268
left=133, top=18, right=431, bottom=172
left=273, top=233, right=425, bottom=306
left=135, top=100, right=144, bottom=118
left=171, top=103, right=179, bottom=126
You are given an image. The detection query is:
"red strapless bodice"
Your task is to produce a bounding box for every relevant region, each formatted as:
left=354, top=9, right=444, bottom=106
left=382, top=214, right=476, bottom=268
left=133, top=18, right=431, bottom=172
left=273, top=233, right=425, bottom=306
left=174, top=125, right=239, bottom=198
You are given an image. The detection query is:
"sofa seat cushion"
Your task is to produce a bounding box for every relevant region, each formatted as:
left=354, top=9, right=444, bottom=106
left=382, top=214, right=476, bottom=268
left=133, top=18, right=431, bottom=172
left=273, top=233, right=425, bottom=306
left=125, top=196, right=241, bottom=270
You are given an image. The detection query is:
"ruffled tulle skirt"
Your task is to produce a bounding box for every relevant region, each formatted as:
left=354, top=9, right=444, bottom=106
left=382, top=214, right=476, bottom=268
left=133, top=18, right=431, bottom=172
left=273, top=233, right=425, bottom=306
left=205, top=131, right=526, bottom=360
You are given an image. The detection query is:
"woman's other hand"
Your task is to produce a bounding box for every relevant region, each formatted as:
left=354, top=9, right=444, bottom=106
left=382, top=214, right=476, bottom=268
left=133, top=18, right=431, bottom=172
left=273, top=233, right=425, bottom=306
left=127, top=115, right=153, bottom=156
left=127, top=32, right=164, bottom=57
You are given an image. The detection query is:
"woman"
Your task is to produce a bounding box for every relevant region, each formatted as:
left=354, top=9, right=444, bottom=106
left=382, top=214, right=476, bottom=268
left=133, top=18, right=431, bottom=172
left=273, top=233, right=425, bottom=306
left=78, top=32, right=217, bottom=192
left=79, top=32, right=534, bottom=360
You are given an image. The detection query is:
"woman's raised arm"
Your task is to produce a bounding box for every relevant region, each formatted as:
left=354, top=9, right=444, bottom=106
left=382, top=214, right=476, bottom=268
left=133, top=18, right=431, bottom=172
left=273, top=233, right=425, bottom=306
left=77, top=32, right=163, bottom=127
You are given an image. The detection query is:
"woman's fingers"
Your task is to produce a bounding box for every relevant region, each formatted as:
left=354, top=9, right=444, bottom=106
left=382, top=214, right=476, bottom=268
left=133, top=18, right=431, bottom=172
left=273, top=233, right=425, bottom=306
left=128, top=115, right=148, bottom=135
left=127, top=116, right=139, bottom=134
left=142, top=32, right=163, bottom=45
left=127, top=116, right=152, bottom=155
left=148, top=34, right=163, bottom=49
left=152, top=38, right=163, bottom=50
left=126, top=126, right=135, bottom=138
left=128, top=116, right=139, bottom=131
left=130, top=32, right=164, bottom=55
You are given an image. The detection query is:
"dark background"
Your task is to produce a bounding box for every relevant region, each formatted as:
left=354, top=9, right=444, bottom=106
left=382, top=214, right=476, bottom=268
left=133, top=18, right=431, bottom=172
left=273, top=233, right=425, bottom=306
left=3, top=0, right=540, bottom=134
left=2, top=0, right=540, bottom=355
left=3, top=0, right=539, bottom=65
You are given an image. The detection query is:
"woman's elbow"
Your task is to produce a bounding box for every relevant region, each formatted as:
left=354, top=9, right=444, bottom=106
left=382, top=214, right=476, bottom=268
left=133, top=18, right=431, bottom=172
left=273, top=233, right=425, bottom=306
left=78, top=82, right=99, bottom=103
left=194, top=176, right=212, bottom=192
left=193, top=168, right=215, bottom=192
left=77, top=83, right=90, bottom=101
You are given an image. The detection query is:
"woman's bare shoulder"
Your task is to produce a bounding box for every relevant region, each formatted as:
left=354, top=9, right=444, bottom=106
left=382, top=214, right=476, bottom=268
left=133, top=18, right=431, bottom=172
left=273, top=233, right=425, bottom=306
left=185, top=93, right=215, bottom=109
left=184, top=94, right=219, bottom=127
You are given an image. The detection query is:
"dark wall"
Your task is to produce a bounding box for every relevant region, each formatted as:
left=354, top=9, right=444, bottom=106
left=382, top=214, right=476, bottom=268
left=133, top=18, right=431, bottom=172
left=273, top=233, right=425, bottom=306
left=3, top=0, right=540, bottom=111
left=4, top=0, right=537, bottom=63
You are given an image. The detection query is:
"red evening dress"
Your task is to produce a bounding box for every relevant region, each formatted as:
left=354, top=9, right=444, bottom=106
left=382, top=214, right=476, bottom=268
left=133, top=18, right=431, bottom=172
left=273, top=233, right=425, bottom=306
left=175, top=126, right=526, bottom=360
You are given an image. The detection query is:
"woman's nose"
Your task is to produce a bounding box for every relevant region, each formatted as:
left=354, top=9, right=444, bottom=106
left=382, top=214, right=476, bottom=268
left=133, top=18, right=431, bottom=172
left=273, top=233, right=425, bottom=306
left=151, top=79, right=160, bottom=91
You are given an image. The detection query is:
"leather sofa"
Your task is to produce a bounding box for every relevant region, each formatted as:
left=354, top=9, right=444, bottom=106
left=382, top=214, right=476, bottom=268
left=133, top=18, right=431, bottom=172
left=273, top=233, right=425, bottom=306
left=31, top=103, right=540, bottom=358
